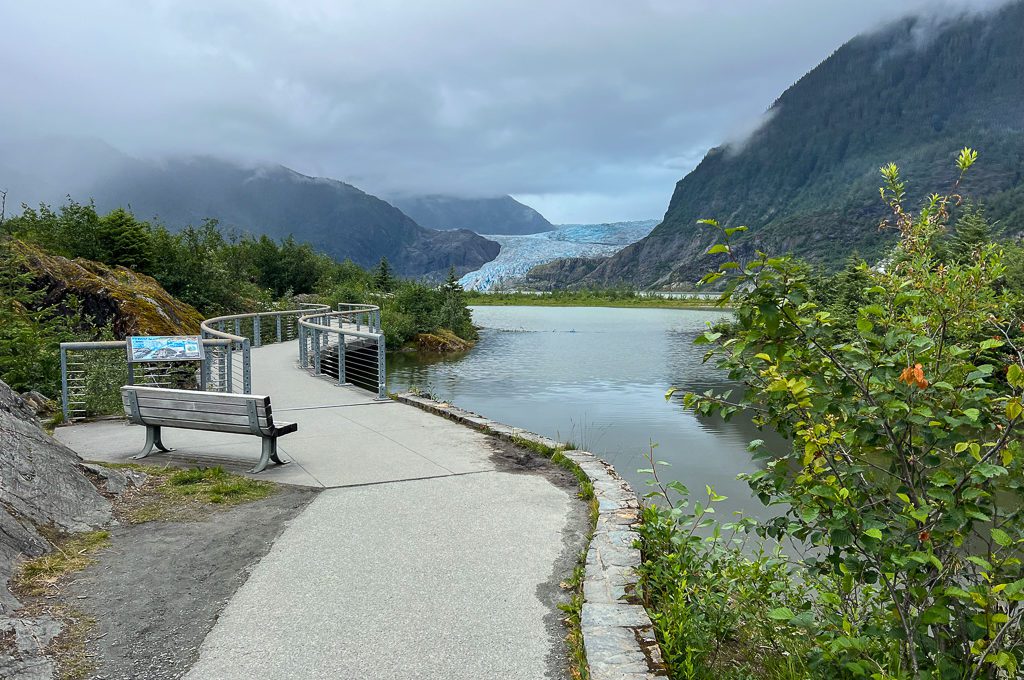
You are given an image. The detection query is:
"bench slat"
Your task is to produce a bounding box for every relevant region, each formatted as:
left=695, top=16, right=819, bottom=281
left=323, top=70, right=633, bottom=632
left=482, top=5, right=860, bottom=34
left=134, top=406, right=270, bottom=430
left=122, top=386, right=270, bottom=408
left=130, top=416, right=261, bottom=435
left=124, top=396, right=271, bottom=418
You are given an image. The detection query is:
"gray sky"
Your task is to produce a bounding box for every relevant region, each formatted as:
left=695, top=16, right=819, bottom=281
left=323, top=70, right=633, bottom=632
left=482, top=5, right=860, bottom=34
left=0, top=0, right=1009, bottom=222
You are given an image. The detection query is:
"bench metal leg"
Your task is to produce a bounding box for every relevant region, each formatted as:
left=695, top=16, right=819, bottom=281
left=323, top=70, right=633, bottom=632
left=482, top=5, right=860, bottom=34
left=132, top=425, right=173, bottom=460
left=252, top=436, right=287, bottom=474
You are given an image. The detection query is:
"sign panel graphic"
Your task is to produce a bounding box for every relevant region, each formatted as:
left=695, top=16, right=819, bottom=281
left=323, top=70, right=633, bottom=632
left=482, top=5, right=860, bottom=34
left=127, top=336, right=203, bottom=362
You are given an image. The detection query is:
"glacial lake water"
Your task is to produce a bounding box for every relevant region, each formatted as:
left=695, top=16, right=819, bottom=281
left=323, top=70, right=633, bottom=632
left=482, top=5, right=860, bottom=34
left=387, top=305, right=787, bottom=520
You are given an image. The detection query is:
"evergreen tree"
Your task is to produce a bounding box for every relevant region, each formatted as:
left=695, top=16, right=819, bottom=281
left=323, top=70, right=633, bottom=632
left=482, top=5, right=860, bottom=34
left=951, top=203, right=991, bottom=257
left=441, top=265, right=462, bottom=294
left=373, top=257, right=395, bottom=292
left=96, top=208, right=154, bottom=273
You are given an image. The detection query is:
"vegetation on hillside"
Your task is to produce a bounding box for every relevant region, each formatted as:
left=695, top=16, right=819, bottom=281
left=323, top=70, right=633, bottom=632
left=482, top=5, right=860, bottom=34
left=0, top=198, right=478, bottom=399
left=638, top=151, right=1024, bottom=678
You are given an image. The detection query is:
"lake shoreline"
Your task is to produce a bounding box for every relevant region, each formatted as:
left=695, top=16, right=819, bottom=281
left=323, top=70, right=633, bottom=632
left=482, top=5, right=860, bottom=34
left=466, top=295, right=728, bottom=310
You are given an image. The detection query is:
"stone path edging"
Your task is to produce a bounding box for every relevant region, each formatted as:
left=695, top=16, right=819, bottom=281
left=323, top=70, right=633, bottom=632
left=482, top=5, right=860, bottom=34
left=394, top=394, right=667, bottom=679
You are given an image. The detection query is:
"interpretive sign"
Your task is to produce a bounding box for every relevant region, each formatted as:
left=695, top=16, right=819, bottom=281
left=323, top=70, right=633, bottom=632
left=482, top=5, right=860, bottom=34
left=127, top=336, right=203, bottom=363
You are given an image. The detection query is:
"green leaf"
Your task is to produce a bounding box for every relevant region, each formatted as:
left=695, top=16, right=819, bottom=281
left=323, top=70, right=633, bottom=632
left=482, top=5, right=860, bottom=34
left=856, top=317, right=873, bottom=334
left=768, top=607, right=794, bottom=621
left=963, top=408, right=981, bottom=422
left=1009, top=364, right=1023, bottom=389
left=980, top=339, right=1004, bottom=350
left=864, top=528, right=883, bottom=540
left=992, top=528, right=1013, bottom=547
left=707, top=244, right=729, bottom=255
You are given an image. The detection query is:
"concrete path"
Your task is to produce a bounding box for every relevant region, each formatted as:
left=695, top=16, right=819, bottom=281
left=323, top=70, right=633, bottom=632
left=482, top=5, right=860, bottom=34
left=55, top=341, right=585, bottom=679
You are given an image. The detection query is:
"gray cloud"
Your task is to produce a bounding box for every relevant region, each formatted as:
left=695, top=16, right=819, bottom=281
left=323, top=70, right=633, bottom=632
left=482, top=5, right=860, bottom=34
left=0, top=0, right=1012, bottom=222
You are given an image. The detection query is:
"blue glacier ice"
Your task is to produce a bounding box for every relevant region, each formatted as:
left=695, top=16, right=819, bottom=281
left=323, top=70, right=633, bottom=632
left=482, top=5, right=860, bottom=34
left=458, top=220, right=657, bottom=291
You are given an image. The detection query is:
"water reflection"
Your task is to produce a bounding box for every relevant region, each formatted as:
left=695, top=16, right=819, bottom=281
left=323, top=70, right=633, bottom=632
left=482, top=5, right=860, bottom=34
left=387, top=306, right=788, bottom=521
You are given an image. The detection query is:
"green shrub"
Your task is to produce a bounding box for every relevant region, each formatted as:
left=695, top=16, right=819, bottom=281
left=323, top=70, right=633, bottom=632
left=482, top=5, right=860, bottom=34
left=663, top=149, right=1024, bottom=678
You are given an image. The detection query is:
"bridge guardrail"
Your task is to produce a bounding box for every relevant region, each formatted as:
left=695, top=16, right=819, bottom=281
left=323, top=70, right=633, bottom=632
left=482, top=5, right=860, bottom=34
left=298, top=304, right=386, bottom=399
left=58, top=302, right=388, bottom=421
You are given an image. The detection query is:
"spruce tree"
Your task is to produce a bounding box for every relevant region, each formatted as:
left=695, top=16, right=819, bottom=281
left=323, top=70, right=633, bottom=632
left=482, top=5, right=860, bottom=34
left=373, top=257, right=394, bottom=292
left=96, top=208, right=154, bottom=273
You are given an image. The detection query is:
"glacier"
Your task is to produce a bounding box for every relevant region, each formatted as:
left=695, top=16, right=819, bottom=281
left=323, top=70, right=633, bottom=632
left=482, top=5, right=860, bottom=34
left=458, top=219, right=658, bottom=291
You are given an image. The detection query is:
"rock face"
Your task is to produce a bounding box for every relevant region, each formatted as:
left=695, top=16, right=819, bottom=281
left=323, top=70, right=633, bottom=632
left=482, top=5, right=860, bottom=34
left=1, top=378, right=111, bottom=678
left=0, top=379, right=111, bottom=613
left=8, top=239, right=204, bottom=336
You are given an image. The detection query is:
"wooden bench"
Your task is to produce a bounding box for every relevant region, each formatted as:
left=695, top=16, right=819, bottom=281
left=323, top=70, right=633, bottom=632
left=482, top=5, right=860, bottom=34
left=121, top=386, right=297, bottom=473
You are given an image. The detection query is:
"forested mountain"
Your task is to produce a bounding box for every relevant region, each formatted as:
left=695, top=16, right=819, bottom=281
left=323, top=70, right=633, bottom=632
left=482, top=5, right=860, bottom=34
left=388, top=194, right=553, bottom=235
left=543, top=1, right=1024, bottom=289
left=0, top=144, right=499, bottom=278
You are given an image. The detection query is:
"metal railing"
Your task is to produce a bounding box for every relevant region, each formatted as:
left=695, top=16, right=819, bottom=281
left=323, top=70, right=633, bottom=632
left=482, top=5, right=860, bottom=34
left=298, top=304, right=387, bottom=399
left=200, top=304, right=330, bottom=394
left=59, top=337, right=234, bottom=422
left=58, top=301, right=387, bottom=422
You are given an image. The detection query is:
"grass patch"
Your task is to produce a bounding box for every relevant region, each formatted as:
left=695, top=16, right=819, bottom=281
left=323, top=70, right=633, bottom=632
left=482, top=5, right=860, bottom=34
left=87, top=462, right=277, bottom=523
left=14, top=531, right=110, bottom=597
left=164, top=466, right=274, bottom=504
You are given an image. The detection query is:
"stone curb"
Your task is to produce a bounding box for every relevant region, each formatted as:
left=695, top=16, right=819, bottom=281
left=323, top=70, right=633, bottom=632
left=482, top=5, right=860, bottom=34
left=394, top=393, right=667, bottom=679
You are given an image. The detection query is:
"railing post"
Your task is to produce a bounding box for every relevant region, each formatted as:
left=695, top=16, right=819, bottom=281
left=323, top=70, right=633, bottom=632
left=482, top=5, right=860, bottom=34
left=299, top=325, right=306, bottom=367
left=276, top=316, right=282, bottom=343
left=377, top=335, right=387, bottom=400
left=253, top=316, right=262, bottom=348
left=226, top=344, right=234, bottom=392
left=338, top=332, right=346, bottom=385
left=201, top=342, right=212, bottom=391
left=242, top=339, right=251, bottom=393
left=60, top=346, right=69, bottom=421
left=313, top=328, right=321, bottom=375
left=234, top=318, right=241, bottom=337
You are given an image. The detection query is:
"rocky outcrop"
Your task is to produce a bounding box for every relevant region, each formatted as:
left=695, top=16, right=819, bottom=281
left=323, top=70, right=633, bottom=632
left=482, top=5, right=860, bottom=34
left=7, top=239, right=204, bottom=337
left=519, top=256, right=607, bottom=291
left=0, top=380, right=111, bottom=613
left=1, top=378, right=112, bottom=677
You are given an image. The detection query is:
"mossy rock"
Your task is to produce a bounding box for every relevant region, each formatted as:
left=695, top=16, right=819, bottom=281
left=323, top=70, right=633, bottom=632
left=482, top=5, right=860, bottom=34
left=413, top=329, right=475, bottom=353
left=7, top=239, right=204, bottom=337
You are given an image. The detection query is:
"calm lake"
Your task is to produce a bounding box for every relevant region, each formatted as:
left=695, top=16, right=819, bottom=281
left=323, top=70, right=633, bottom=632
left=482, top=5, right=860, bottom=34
left=387, top=305, right=786, bottom=520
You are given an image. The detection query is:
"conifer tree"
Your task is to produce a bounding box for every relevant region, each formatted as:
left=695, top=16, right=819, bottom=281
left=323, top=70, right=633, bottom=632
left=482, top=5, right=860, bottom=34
left=96, top=208, right=154, bottom=273
left=373, top=256, right=395, bottom=292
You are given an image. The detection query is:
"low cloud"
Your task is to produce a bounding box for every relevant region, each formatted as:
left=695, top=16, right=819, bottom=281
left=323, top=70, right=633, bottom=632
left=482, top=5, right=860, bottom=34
left=1, top=0, right=1015, bottom=222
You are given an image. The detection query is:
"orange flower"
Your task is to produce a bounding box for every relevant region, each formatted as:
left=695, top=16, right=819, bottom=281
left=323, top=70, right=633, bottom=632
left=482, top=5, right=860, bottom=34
left=900, top=363, right=928, bottom=389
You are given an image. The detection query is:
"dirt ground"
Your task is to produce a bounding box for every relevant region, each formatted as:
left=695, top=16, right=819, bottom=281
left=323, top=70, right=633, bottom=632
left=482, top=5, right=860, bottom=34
left=60, top=485, right=317, bottom=680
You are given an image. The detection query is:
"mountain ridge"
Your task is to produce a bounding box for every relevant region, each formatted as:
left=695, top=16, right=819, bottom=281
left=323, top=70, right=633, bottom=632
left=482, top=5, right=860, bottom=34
left=388, top=194, right=554, bottom=235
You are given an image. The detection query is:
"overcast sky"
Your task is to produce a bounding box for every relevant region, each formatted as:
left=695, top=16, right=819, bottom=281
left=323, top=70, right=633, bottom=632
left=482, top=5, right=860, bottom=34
left=0, top=0, right=1011, bottom=222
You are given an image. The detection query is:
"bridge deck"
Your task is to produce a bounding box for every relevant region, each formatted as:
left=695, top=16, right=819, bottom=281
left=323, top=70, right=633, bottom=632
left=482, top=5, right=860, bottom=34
left=55, top=341, right=583, bottom=679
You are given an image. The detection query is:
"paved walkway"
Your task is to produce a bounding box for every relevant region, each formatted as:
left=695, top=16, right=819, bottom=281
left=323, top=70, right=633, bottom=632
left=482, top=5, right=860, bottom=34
left=55, top=341, right=585, bottom=679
